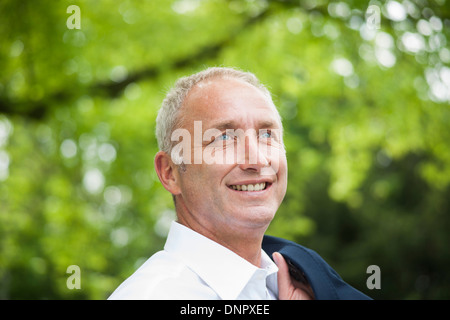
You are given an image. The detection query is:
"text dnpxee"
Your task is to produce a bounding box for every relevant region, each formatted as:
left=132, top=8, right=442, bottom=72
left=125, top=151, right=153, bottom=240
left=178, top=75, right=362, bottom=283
left=180, top=304, right=270, bottom=317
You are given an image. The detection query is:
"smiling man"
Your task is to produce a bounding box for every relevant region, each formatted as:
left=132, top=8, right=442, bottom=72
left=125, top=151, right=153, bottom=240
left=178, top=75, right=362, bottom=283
left=108, top=67, right=371, bottom=300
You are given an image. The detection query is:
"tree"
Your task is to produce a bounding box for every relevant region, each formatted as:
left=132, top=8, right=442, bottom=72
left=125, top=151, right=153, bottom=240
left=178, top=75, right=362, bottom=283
left=1, top=0, right=449, bottom=299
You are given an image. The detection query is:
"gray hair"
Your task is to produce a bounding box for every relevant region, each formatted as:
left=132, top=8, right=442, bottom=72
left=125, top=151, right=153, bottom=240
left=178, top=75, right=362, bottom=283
left=155, top=67, right=280, bottom=156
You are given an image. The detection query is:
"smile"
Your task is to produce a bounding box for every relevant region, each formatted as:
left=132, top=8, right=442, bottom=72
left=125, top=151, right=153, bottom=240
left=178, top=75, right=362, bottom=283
left=228, top=182, right=269, bottom=192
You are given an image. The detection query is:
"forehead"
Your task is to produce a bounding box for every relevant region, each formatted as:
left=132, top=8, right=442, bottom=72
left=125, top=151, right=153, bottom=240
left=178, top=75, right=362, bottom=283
left=181, top=77, right=281, bottom=128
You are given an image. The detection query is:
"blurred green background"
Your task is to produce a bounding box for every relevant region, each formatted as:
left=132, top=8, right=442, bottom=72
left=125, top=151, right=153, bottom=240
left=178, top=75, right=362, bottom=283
left=1, top=0, right=449, bottom=300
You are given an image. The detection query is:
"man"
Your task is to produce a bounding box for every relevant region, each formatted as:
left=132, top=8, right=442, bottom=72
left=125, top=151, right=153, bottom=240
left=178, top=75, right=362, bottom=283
left=109, top=67, right=370, bottom=300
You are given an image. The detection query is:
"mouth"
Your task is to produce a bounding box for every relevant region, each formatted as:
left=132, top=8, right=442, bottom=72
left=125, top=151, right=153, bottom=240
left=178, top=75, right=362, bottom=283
left=227, top=182, right=271, bottom=192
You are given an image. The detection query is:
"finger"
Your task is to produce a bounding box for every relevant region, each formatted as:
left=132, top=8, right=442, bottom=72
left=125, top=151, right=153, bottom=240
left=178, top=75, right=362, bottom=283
left=272, top=252, right=291, bottom=300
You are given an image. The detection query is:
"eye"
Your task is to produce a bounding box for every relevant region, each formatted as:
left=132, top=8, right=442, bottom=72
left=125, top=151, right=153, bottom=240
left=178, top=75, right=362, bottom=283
left=209, top=132, right=235, bottom=146
left=260, top=130, right=272, bottom=139
left=217, top=133, right=232, bottom=141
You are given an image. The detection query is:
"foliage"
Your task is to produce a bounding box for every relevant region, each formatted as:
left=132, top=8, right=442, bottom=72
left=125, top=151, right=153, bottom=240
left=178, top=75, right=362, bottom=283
left=1, top=0, right=449, bottom=299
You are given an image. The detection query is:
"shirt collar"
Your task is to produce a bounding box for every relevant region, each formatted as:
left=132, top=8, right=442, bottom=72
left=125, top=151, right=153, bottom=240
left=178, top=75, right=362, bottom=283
left=164, top=221, right=278, bottom=300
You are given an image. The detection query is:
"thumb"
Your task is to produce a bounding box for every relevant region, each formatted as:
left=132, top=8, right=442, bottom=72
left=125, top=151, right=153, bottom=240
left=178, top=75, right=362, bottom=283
left=272, top=252, right=292, bottom=300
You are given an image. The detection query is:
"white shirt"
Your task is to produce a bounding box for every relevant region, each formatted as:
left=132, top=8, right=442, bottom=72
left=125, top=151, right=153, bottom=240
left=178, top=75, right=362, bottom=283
left=108, top=221, right=279, bottom=300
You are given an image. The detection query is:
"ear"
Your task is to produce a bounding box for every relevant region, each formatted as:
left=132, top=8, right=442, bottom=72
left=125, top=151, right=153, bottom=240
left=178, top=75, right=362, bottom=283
left=154, top=151, right=182, bottom=195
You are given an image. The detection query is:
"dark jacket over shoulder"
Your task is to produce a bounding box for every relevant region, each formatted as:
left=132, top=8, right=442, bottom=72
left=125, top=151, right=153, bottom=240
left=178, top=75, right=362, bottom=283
left=262, top=235, right=372, bottom=300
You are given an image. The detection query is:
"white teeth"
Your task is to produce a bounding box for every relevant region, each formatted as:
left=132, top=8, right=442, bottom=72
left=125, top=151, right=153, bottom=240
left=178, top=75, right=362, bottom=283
left=230, top=183, right=266, bottom=191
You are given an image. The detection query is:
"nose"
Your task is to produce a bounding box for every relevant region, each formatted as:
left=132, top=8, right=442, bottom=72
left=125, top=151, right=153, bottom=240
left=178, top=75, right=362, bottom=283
left=237, top=134, right=270, bottom=172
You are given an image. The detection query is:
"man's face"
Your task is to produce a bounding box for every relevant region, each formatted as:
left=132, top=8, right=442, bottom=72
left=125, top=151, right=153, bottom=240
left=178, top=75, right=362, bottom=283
left=173, top=78, right=288, bottom=236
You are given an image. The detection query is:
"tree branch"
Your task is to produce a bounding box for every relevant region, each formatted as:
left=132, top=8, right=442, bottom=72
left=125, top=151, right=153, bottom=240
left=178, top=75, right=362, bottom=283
left=0, top=8, right=271, bottom=120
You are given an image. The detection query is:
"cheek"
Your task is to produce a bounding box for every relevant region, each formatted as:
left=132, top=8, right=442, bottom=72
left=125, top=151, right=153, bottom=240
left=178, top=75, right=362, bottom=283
left=273, top=153, right=288, bottom=196
left=203, top=143, right=238, bottom=165
left=279, top=155, right=288, bottom=176
left=263, top=145, right=287, bottom=177
left=280, top=159, right=288, bottom=187
left=179, top=165, right=221, bottom=195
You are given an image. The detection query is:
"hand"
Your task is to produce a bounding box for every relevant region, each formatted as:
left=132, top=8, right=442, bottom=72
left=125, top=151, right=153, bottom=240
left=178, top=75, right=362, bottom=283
left=273, top=252, right=314, bottom=300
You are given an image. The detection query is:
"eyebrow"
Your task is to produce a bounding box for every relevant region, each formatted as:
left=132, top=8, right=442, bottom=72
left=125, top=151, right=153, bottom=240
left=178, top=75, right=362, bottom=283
left=207, top=120, right=279, bottom=131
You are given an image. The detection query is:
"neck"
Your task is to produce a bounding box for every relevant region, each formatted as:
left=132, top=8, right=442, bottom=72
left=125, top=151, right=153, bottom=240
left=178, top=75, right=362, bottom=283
left=176, top=202, right=268, bottom=267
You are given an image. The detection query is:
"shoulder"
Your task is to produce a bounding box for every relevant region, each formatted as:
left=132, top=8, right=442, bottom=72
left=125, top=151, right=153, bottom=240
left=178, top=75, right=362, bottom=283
left=262, top=235, right=372, bottom=300
left=108, top=251, right=217, bottom=300
left=263, top=235, right=323, bottom=264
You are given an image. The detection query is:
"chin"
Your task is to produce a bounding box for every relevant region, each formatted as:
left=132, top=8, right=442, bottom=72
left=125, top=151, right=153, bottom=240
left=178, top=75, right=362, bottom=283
left=232, top=208, right=276, bottom=229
